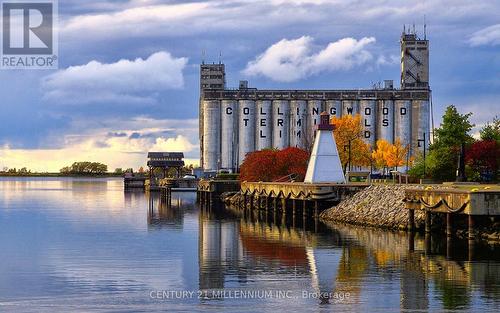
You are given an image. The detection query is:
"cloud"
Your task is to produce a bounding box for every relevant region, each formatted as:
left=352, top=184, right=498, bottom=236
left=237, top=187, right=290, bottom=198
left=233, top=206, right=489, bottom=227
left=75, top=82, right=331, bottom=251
left=59, top=1, right=500, bottom=43
left=242, top=36, right=376, bottom=82
left=376, top=54, right=399, bottom=66
left=41, top=51, right=188, bottom=104
left=468, top=24, right=500, bottom=46
left=150, top=136, right=197, bottom=152
left=0, top=117, right=200, bottom=172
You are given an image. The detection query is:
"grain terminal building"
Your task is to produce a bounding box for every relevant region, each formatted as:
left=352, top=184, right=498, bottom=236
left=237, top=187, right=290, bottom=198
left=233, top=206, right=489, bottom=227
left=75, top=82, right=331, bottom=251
left=200, top=30, right=431, bottom=172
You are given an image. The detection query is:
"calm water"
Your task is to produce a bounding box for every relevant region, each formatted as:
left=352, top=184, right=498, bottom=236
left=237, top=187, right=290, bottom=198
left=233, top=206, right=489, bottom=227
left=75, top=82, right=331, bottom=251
left=0, top=178, right=499, bottom=312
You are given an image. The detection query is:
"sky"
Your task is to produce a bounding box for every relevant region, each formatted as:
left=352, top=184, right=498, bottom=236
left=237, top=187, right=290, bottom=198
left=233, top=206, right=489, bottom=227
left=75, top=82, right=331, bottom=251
left=0, top=0, right=499, bottom=172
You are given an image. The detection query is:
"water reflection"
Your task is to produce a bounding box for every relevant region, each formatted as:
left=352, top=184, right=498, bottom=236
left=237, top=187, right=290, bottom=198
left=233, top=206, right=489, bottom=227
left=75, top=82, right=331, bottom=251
left=1, top=178, right=499, bottom=312
left=146, top=192, right=197, bottom=230
left=193, top=201, right=500, bottom=310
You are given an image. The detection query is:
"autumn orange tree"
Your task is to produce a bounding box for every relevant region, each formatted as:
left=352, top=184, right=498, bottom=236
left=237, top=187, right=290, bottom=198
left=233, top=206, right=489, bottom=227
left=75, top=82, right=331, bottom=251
left=240, top=147, right=310, bottom=182
left=330, top=114, right=371, bottom=171
left=372, top=139, right=410, bottom=173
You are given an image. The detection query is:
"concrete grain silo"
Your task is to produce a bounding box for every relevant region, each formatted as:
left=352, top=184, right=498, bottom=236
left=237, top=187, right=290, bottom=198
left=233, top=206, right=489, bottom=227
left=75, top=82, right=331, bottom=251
left=377, top=100, right=395, bottom=143
left=307, top=100, right=322, bottom=148
left=411, top=100, right=430, bottom=153
left=325, top=100, right=342, bottom=119
left=273, top=100, right=290, bottom=149
left=202, top=100, right=221, bottom=171
left=256, top=100, right=272, bottom=150
left=359, top=100, right=376, bottom=148
left=238, top=100, right=256, bottom=165
left=290, top=100, right=308, bottom=149
left=342, top=100, right=359, bottom=116
left=395, top=100, right=412, bottom=149
left=220, top=100, right=237, bottom=171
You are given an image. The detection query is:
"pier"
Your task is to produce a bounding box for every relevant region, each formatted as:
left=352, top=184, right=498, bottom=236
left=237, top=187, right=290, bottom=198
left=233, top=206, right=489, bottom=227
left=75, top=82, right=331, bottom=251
left=197, top=180, right=368, bottom=220
left=124, top=175, right=146, bottom=190
left=238, top=182, right=368, bottom=218
left=196, top=179, right=241, bottom=207
left=404, top=187, right=500, bottom=239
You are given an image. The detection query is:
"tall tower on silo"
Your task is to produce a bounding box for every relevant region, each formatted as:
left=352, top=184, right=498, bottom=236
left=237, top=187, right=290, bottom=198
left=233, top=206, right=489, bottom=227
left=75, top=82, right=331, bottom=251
left=199, top=63, right=226, bottom=168
left=400, top=28, right=429, bottom=90
left=401, top=26, right=431, bottom=156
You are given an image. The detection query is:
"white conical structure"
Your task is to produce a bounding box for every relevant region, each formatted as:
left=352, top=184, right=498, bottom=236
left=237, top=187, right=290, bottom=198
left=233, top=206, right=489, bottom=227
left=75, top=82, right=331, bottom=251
left=304, top=112, right=346, bottom=184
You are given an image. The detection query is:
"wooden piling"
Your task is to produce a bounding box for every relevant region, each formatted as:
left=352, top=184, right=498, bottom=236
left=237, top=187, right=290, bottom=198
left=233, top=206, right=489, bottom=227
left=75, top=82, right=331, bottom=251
left=425, top=211, right=431, bottom=233
left=408, top=209, right=415, bottom=232
left=446, top=213, right=453, bottom=237
left=468, top=215, right=475, bottom=240
left=408, top=232, right=415, bottom=251
left=446, top=236, right=453, bottom=259
left=425, top=233, right=431, bottom=255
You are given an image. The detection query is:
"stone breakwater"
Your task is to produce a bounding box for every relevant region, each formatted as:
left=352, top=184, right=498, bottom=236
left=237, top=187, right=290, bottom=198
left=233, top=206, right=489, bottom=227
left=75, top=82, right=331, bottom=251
left=320, top=185, right=426, bottom=230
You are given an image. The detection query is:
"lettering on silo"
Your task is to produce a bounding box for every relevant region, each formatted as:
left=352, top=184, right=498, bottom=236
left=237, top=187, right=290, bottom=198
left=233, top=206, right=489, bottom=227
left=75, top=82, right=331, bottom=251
left=260, top=118, right=266, bottom=138
left=257, top=100, right=272, bottom=150
left=382, top=107, right=389, bottom=127
left=312, top=107, right=319, bottom=125
left=243, top=107, right=249, bottom=126
left=277, top=107, right=283, bottom=138
left=296, top=107, right=302, bottom=138
left=364, top=107, right=372, bottom=138
left=378, top=100, right=394, bottom=144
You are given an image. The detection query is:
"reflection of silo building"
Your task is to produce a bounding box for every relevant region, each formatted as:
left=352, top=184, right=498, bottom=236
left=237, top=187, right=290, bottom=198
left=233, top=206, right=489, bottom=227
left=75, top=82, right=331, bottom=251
left=200, top=30, right=431, bottom=172
left=198, top=214, right=244, bottom=291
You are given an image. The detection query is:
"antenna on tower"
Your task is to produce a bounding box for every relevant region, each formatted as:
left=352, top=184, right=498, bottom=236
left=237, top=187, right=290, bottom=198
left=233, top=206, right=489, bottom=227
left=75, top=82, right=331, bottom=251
left=201, top=50, right=205, bottom=65
left=413, top=22, right=416, bottom=35
left=424, top=15, right=427, bottom=39
left=403, top=24, right=406, bottom=34
left=218, top=51, right=222, bottom=64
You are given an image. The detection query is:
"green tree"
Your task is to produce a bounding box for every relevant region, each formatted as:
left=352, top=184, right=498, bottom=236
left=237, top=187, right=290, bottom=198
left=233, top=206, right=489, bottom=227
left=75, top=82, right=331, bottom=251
left=480, top=116, right=500, bottom=142
left=410, top=105, right=475, bottom=182
left=427, top=146, right=460, bottom=181
left=432, top=105, right=474, bottom=149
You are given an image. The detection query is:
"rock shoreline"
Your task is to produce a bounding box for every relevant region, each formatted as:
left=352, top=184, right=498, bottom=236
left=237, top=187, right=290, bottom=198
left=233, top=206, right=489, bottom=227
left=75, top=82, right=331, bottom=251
left=319, top=185, right=426, bottom=230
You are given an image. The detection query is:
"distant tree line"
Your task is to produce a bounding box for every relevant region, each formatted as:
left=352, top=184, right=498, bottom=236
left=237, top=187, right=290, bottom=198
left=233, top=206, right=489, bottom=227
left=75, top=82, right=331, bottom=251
left=60, top=162, right=108, bottom=175
left=0, top=167, right=32, bottom=176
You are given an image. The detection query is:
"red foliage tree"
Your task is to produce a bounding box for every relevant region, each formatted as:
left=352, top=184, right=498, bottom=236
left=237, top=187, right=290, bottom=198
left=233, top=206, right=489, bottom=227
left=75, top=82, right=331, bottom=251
left=239, top=147, right=310, bottom=182
left=466, top=140, right=499, bottom=179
